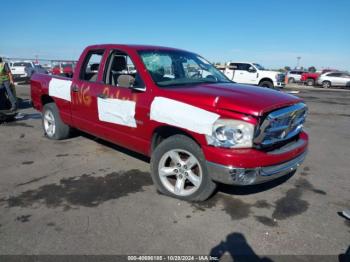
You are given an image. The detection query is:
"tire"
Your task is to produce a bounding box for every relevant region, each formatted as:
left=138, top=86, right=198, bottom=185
left=259, top=80, right=274, bottom=88
left=42, top=102, right=71, bottom=140
left=322, top=81, right=331, bottom=89
left=288, top=78, right=295, bottom=84
left=306, top=79, right=315, bottom=86
left=150, top=135, right=217, bottom=201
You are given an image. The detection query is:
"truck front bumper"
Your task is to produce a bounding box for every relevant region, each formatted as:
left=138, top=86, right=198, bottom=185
left=204, top=132, right=308, bottom=185
left=207, top=151, right=306, bottom=185
left=274, top=81, right=286, bottom=88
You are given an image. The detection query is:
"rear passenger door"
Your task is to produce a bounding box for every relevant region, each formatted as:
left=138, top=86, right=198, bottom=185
left=71, top=49, right=106, bottom=135
left=340, top=73, right=350, bottom=86
left=225, top=63, right=237, bottom=80
left=233, top=63, right=252, bottom=84
left=327, top=73, right=342, bottom=86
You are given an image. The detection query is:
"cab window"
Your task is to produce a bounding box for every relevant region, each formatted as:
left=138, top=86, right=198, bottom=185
left=327, top=73, right=341, bottom=77
left=237, top=63, right=250, bottom=71
left=79, top=50, right=104, bottom=82
left=104, top=50, right=144, bottom=89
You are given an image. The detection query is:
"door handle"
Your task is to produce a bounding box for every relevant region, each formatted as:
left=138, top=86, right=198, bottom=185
left=71, top=85, right=79, bottom=92
left=98, top=94, right=108, bottom=99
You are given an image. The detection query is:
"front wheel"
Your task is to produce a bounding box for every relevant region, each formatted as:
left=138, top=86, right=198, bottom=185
left=259, top=80, right=274, bottom=88
left=42, top=102, right=71, bottom=140
left=322, top=81, right=331, bottom=88
left=306, top=79, right=315, bottom=86
left=150, top=135, right=216, bottom=201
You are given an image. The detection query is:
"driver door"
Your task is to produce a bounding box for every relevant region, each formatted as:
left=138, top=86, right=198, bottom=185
left=94, top=48, right=153, bottom=155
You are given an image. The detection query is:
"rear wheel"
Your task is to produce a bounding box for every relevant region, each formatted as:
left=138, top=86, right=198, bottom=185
left=42, top=102, right=71, bottom=140
left=150, top=135, right=216, bottom=201
left=259, top=80, right=274, bottom=88
left=322, top=81, right=331, bottom=88
left=306, top=78, right=315, bottom=86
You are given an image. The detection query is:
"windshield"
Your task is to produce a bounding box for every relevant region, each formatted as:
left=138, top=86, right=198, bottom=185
left=253, top=63, right=265, bottom=70
left=138, top=50, right=231, bottom=87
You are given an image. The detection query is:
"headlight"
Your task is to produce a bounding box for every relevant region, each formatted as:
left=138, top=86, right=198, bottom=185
left=206, top=119, right=255, bottom=148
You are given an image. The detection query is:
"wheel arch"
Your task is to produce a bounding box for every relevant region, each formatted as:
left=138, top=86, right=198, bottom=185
left=151, top=125, right=201, bottom=153
left=258, top=78, right=274, bottom=85
left=41, top=94, right=55, bottom=107
left=322, top=80, right=332, bottom=86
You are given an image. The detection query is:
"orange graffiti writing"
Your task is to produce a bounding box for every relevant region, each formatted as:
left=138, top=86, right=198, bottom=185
left=75, top=85, right=92, bottom=106
left=74, top=86, right=138, bottom=106
left=101, top=86, right=138, bottom=102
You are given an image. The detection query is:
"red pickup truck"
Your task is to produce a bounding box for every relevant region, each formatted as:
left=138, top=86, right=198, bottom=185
left=51, top=63, right=75, bottom=77
left=31, top=44, right=308, bottom=201
left=301, top=70, right=335, bottom=86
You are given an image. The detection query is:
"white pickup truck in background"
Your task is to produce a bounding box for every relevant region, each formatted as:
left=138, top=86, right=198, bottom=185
left=223, top=62, right=285, bottom=88
left=10, top=61, right=36, bottom=82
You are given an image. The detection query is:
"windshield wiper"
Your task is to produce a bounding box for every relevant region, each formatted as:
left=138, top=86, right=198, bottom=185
left=158, top=79, right=231, bottom=88
left=158, top=82, right=199, bottom=87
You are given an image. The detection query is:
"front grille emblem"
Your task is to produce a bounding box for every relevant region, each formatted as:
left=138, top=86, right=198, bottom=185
left=254, top=103, right=307, bottom=147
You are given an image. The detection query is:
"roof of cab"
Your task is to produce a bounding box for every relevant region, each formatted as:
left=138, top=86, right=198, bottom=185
left=85, top=44, right=187, bottom=52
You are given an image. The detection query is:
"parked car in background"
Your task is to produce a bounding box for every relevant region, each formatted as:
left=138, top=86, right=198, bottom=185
left=317, top=72, right=350, bottom=88
left=301, top=69, right=337, bottom=86
left=51, top=63, right=75, bottom=77
left=26, top=65, right=48, bottom=78
left=224, top=62, right=285, bottom=88
left=286, top=70, right=305, bottom=83
left=10, top=61, right=35, bottom=81
left=42, top=64, right=52, bottom=73
left=300, top=72, right=319, bottom=86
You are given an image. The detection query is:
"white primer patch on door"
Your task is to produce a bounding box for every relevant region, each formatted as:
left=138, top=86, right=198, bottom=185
left=48, top=78, right=72, bottom=102
left=97, top=97, right=137, bottom=128
left=150, top=97, right=220, bottom=135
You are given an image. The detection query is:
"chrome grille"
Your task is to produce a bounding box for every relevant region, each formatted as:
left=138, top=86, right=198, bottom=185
left=277, top=73, right=285, bottom=82
left=254, top=103, right=307, bottom=147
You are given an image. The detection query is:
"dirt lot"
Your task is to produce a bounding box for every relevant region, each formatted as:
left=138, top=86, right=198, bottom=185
left=0, top=84, right=349, bottom=259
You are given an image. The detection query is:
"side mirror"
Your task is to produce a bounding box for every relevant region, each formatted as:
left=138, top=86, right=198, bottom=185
left=131, top=75, right=146, bottom=92
left=116, top=74, right=146, bottom=91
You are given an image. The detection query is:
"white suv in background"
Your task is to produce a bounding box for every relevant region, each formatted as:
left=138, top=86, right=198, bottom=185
left=286, top=70, right=305, bottom=83
left=317, top=72, right=350, bottom=88
left=223, top=62, right=285, bottom=88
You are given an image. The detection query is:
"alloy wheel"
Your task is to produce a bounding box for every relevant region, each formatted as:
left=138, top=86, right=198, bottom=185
left=158, top=149, right=203, bottom=196
left=43, top=110, right=56, bottom=137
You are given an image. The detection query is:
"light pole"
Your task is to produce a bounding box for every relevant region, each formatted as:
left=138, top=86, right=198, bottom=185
left=296, top=56, right=301, bottom=69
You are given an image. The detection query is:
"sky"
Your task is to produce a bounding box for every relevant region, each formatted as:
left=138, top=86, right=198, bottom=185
left=1, top=0, right=350, bottom=70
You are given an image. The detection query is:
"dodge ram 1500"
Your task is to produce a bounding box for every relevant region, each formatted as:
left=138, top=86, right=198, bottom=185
left=31, top=44, right=308, bottom=201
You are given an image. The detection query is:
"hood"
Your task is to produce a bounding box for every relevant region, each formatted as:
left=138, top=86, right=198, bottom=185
left=161, top=83, right=302, bottom=117
left=261, top=70, right=283, bottom=77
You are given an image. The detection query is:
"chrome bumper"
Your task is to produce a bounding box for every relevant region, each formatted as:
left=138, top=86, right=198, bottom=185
left=275, top=82, right=286, bottom=87
left=207, top=151, right=307, bottom=185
